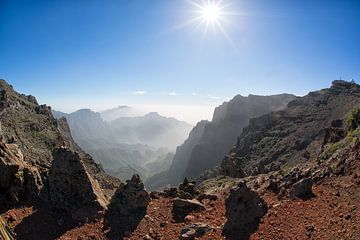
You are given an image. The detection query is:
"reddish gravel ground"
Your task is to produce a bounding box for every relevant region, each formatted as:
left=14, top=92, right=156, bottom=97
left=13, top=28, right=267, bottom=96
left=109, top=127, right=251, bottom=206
left=3, top=173, right=359, bottom=240
left=251, top=174, right=360, bottom=240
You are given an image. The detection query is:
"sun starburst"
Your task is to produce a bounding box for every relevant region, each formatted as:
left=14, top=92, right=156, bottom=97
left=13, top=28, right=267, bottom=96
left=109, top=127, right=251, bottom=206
left=178, top=0, right=237, bottom=47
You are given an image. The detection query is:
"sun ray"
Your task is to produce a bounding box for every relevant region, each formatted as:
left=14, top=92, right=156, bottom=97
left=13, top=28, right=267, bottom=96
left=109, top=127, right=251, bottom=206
left=171, top=0, right=238, bottom=48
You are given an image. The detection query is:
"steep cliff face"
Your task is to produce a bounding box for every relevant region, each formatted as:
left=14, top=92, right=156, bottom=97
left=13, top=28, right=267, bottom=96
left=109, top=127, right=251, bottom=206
left=147, top=94, right=295, bottom=189
left=146, top=120, right=208, bottom=190
left=0, top=79, right=120, bottom=203
left=221, top=80, right=360, bottom=178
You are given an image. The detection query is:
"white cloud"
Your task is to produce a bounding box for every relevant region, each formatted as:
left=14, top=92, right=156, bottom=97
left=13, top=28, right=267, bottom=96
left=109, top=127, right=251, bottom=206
left=131, top=90, right=147, bottom=95
left=168, top=92, right=178, bottom=96
left=192, top=92, right=221, bottom=100
left=208, top=94, right=221, bottom=100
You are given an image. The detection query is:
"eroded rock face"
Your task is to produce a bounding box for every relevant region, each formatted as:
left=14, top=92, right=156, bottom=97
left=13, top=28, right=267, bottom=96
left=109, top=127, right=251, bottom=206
left=0, top=139, right=43, bottom=204
left=223, top=181, right=268, bottom=240
left=221, top=81, right=360, bottom=179
left=48, top=147, right=107, bottom=221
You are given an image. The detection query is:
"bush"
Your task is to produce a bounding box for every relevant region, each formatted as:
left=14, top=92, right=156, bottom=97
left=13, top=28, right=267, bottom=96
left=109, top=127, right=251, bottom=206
left=345, top=107, right=360, bottom=131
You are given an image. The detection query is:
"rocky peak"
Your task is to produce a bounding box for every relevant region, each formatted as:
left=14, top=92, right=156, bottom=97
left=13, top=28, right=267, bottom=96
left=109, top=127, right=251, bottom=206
left=48, top=147, right=108, bottom=221
left=331, top=80, right=358, bottom=90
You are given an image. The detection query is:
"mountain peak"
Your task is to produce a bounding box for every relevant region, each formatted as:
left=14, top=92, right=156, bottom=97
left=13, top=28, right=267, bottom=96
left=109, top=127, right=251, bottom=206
left=331, top=80, right=359, bottom=90
left=145, top=112, right=161, bottom=117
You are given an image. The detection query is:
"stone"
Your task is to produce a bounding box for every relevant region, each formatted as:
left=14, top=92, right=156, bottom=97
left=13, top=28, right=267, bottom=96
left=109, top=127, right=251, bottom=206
left=289, top=177, right=313, bottom=199
left=179, top=177, right=199, bottom=197
left=150, top=191, right=160, bottom=199
left=105, top=174, right=150, bottom=238
left=172, top=198, right=205, bottom=222
left=197, top=193, right=218, bottom=202
left=108, top=174, right=150, bottom=216
left=222, top=181, right=268, bottom=240
left=180, top=223, right=214, bottom=239
left=48, top=147, right=108, bottom=221
left=163, top=187, right=178, bottom=198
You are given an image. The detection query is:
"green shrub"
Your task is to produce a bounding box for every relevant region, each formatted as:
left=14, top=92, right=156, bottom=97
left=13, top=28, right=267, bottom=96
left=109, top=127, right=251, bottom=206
left=345, top=107, right=360, bottom=131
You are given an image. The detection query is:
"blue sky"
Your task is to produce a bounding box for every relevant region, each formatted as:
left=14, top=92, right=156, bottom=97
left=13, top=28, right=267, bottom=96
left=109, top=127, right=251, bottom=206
left=1, top=0, right=360, bottom=123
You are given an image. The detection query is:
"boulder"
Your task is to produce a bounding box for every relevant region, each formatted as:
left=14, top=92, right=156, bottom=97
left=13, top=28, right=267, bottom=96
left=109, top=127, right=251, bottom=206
left=105, top=174, right=150, bottom=239
left=179, top=177, right=199, bottom=197
left=163, top=187, right=178, bottom=198
left=172, top=198, right=205, bottom=222
left=108, top=174, right=150, bottom=216
left=48, top=147, right=107, bottom=221
left=180, top=223, right=214, bottom=239
left=222, top=181, right=268, bottom=240
left=289, top=177, right=313, bottom=199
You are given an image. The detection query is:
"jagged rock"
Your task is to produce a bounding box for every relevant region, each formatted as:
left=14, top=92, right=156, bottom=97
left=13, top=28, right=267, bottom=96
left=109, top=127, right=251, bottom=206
left=222, top=181, right=268, bottom=240
left=0, top=140, right=42, bottom=204
left=178, top=191, right=194, bottom=200
left=179, top=177, right=199, bottom=198
left=150, top=191, right=160, bottom=199
left=197, top=193, right=218, bottom=202
left=180, top=223, right=214, bottom=239
left=172, top=198, right=205, bottom=222
left=48, top=147, right=108, bottom=221
left=179, top=227, right=196, bottom=240
left=108, top=174, right=150, bottom=216
left=0, top=142, right=25, bottom=190
left=289, top=177, right=313, bottom=199
left=163, top=187, right=178, bottom=198
left=23, top=165, right=43, bottom=196
left=105, top=174, right=150, bottom=239
left=265, top=177, right=280, bottom=194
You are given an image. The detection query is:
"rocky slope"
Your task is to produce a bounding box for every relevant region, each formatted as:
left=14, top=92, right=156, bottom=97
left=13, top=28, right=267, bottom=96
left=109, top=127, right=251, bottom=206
left=221, top=80, right=360, bottom=178
left=147, top=94, right=295, bottom=190
left=1, top=79, right=360, bottom=240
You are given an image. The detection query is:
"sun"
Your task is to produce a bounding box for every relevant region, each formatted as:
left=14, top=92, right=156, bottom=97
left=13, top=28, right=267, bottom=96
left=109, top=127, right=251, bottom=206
left=200, top=3, right=222, bottom=23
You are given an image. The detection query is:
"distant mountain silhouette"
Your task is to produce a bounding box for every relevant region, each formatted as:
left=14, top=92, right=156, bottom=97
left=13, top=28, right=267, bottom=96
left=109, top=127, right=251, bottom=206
left=52, top=108, right=192, bottom=182
left=100, top=105, right=145, bottom=122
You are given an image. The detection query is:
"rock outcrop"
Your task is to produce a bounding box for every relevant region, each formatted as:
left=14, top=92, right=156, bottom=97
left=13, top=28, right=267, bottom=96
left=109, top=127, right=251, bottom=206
left=222, top=181, right=268, bottom=240
left=147, top=94, right=295, bottom=189
left=48, top=147, right=108, bottom=221
left=0, top=139, right=42, bottom=205
left=0, top=79, right=120, bottom=206
left=105, top=174, right=150, bottom=239
left=221, top=81, right=360, bottom=178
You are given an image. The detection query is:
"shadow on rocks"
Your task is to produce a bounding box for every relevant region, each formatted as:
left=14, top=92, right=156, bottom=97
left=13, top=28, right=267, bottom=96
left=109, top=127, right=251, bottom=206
left=104, top=174, right=150, bottom=239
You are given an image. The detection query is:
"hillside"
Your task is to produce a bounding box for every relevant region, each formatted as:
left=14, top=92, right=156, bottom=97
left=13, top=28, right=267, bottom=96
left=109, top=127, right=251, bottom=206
left=2, top=79, right=360, bottom=240
left=147, top=93, right=295, bottom=190
left=221, top=80, right=360, bottom=178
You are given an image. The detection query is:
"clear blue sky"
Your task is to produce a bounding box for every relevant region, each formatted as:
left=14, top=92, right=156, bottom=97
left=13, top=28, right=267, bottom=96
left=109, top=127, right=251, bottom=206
left=1, top=0, right=359, bottom=122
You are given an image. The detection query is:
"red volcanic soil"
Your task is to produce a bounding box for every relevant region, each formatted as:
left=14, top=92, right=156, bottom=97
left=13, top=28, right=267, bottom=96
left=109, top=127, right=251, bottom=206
left=3, top=173, right=360, bottom=240
left=252, top=174, right=360, bottom=240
